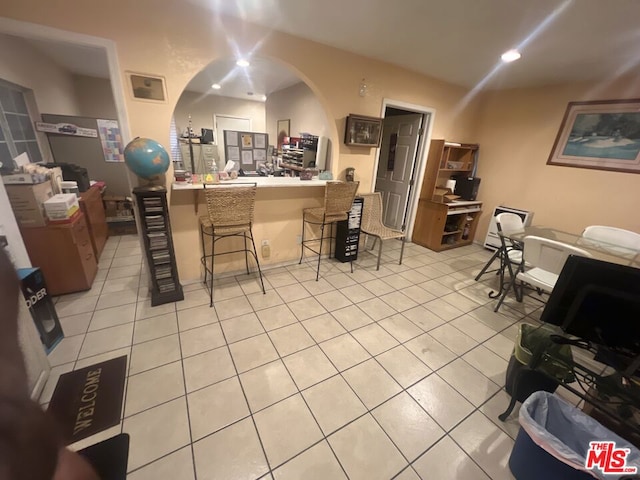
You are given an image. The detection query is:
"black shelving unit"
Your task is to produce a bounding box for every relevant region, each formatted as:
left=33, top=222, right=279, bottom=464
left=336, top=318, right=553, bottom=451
left=133, top=186, right=184, bottom=306
left=335, top=196, right=363, bottom=262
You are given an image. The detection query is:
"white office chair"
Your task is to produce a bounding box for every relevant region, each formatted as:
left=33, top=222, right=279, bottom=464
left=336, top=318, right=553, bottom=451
left=580, top=225, right=640, bottom=258
left=494, top=235, right=592, bottom=312
left=475, top=213, right=525, bottom=284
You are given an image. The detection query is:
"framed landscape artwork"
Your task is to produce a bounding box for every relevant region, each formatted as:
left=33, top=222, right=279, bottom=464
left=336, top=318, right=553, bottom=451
left=547, top=99, right=640, bottom=174
left=344, top=114, right=383, bottom=147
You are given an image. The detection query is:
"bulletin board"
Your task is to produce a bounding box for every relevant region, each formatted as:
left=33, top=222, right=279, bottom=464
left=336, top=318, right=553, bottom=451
left=223, top=130, right=269, bottom=172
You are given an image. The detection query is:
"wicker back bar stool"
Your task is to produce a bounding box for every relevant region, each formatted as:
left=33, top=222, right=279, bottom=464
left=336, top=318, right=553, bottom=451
left=199, top=184, right=265, bottom=306
left=299, top=181, right=360, bottom=281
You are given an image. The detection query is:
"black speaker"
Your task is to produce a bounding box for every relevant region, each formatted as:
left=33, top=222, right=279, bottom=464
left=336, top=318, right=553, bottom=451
left=452, top=176, right=481, bottom=201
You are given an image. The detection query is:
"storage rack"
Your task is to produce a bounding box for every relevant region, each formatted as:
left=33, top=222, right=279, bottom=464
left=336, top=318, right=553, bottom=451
left=133, top=186, right=184, bottom=306
left=335, top=197, right=364, bottom=262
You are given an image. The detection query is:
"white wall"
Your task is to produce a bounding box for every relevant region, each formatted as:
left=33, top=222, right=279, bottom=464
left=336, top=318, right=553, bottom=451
left=73, top=74, right=118, bottom=119
left=173, top=91, right=266, bottom=137
left=0, top=33, right=80, bottom=116
left=265, top=81, right=330, bottom=143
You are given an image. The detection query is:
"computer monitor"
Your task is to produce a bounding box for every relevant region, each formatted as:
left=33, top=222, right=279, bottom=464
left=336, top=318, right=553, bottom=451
left=540, top=256, right=640, bottom=366
left=201, top=128, right=214, bottom=144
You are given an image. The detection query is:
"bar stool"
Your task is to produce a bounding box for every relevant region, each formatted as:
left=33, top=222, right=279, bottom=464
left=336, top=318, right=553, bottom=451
left=299, top=181, right=360, bottom=281
left=199, top=184, right=265, bottom=306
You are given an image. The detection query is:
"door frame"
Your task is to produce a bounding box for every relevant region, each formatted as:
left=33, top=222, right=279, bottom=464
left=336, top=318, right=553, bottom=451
left=213, top=114, right=253, bottom=143
left=372, top=99, right=435, bottom=242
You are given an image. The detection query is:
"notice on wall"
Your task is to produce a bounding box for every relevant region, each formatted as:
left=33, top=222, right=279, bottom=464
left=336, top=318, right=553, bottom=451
left=35, top=122, right=97, bottom=138
left=97, top=119, right=125, bottom=163
left=254, top=149, right=266, bottom=163
left=254, top=134, right=266, bottom=149
left=241, top=134, right=253, bottom=149
left=228, top=146, right=240, bottom=162
left=225, top=131, right=238, bottom=146
left=242, top=150, right=253, bottom=165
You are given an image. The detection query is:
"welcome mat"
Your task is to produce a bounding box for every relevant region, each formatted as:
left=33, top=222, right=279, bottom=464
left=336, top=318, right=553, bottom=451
left=48, top=356, right=127, bottom=445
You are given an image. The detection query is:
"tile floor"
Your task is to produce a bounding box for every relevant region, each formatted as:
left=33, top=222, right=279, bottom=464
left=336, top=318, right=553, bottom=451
left=42, top=234, right=587, bottom=479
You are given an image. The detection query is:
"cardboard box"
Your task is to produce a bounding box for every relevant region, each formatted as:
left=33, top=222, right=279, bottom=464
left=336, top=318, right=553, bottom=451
left=432, top=187, right=461, bottom=203
left=46, top=204, right=80, bottom=220
left=2, top=173, right=48, bottom=184
left=103, top=195, right=134, bottom=219
left=5, top=182, right=54, bottom=227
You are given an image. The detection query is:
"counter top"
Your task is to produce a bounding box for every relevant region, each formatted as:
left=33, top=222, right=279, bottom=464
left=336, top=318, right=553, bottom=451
left=172, top=177, right=327, bottom=190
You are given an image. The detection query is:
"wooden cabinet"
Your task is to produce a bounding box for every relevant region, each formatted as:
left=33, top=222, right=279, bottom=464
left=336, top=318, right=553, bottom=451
left=79, top=186, right=108, bottom=261
left=20, top=213, right=98, bottom=295
left=413, top=139, right=483, bottom=251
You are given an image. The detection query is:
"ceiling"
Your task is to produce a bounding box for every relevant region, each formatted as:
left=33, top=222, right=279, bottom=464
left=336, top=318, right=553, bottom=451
left=25, top=37, right=110, bottom=79
left=183, top=56, right=301, bottom=101
left=191, top=0, right=640, bottom=89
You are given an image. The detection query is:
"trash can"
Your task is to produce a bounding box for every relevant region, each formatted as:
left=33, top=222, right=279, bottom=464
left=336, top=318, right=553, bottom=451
left=509, top=391, right=640, bottom=480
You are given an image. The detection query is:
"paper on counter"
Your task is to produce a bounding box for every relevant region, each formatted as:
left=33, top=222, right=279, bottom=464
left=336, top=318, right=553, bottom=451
left=224, top=160, right=236, bottom=172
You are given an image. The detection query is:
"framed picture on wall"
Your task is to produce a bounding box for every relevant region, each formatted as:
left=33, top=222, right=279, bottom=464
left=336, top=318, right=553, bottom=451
left=344, top=114, right=383, bottom=147
left=547, top=99, right=640, bottom=174
left=277, top=119, right=290, bottom=150
left=128, top=73, right=167, bottom=102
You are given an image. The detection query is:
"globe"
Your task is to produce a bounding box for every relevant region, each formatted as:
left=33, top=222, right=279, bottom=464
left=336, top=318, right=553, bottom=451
left=123, top=137, right=170, bottom=180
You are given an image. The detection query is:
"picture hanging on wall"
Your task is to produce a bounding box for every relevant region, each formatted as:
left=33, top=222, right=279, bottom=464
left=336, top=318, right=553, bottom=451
left=344, top=114, right=383, bottom=147
left=128, top=73, right=167, bottom=102
left=547, top=99, right=640, bottom=174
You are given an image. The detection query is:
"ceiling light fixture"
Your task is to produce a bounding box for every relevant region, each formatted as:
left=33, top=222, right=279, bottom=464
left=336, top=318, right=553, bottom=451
left=501, top=49, right=521, bottom=63
left=211, top=83, right=221, bottom=89
left=236, top=59, right=250, bottom=67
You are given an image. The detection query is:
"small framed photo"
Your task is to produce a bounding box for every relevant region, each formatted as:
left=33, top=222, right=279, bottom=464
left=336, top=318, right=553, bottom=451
left=128, top=73, right=167, bottom=102
left=548, top=99, right=640, bottom=174
left=344, top=114, right=383, bottom=147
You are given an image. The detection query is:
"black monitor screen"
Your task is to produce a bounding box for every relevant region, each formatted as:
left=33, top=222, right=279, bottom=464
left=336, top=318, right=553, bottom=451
left=201, top=128, right=214, bottom=144
left=540, top=256, right=640, bottom=355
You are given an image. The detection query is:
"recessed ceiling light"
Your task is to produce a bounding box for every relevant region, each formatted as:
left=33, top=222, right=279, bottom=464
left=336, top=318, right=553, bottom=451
left=211, top=83, right=221, bottom=90
left=501, top=49, right=521, bottom=63
left=236, top=59, right=250, bottom=67
left=261, top=95, right=267, bottom=101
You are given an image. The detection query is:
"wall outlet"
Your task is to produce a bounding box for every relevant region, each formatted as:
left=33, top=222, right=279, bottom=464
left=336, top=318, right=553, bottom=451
left=261, top=239, right=269, bottom=247
left=261, top=244, right=271, bottom=258
left=296, top=234, right=302, bottom=245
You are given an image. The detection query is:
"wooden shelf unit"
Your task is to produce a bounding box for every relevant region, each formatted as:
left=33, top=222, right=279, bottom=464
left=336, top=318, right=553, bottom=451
left=413, top=139, right=483, bottom=251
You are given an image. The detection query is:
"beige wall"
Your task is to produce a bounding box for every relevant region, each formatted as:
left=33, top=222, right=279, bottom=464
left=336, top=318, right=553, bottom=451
left=0, top=33, right=80, bottom=117
left=0, top=0, right=480, bottom=280
left=73, top=74, right=118, bottom=119
left=174, top=90, right=266, bottom=137
left=265, top=81, right=331, bottom=145
left=475, top=75, right=640, bottom=240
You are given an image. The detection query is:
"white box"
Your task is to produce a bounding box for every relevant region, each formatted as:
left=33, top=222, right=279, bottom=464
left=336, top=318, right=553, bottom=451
left=43, top=194, right=79, bottom=214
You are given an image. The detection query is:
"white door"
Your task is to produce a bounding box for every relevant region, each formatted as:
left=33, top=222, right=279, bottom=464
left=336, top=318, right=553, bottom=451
left=214, top=115, right=251, bottom=168
left=375, top=114, right=423, bottom=230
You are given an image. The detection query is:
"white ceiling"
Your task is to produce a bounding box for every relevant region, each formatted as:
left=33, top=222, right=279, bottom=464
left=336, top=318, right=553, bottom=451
left=191, top=0, right=640, bottom=89
left=183, top=56, right=301, bottom=101
left=25, top=37, right=110, bottom=79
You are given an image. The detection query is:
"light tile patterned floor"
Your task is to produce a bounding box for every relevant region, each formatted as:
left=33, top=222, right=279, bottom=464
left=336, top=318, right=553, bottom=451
left=44, top=234, right=572, bottom=479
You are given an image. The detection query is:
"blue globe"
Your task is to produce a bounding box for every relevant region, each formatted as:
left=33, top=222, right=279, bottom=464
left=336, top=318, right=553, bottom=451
left=123, top=137, right=170, bottom=180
